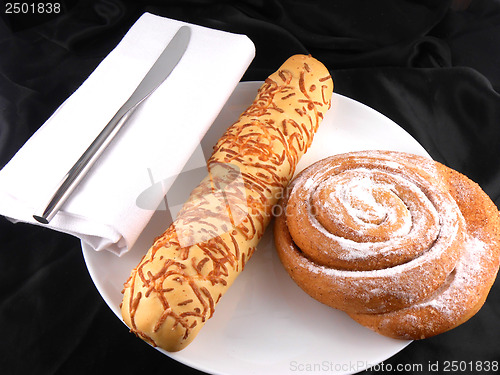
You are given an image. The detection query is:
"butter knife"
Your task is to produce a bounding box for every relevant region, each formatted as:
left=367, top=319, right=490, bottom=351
left=33, top=25, right=192, bottom=224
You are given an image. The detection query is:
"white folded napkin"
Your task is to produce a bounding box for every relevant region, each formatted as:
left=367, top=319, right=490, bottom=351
left=0, top=13, right=255, bottom=256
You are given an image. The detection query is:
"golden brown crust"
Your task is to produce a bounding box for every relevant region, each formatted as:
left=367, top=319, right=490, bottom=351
left=274, top=150, right=500, bottom=339
left=348, top=164, right=500, bottom=339
left=121, top=54, right=333, bottom=351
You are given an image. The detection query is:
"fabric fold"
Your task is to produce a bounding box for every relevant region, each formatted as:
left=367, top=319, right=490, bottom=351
left=0, top=12, right=255, bottom=255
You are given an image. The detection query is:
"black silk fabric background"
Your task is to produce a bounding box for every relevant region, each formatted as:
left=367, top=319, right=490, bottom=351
left=1, top=1, right=500, bottom=374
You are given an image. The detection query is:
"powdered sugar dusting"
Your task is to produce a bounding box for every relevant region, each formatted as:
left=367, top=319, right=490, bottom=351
left=290, top=155, right=460, bottom=268
left=277, top=150, right=500, bottom=337
left=282, top=150, right=467, bottom=313
left=312, top=168, right=436, bottom=258
left=417, top=234, right=488, bottom=316
left=333, top=174, right=406, bottom=231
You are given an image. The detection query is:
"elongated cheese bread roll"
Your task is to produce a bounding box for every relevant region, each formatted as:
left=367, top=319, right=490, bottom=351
left=121, top=54, right=333, bottom=351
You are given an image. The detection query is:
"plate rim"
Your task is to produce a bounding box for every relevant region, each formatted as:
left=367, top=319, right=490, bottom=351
left=82, top=81, right=428, bottom=375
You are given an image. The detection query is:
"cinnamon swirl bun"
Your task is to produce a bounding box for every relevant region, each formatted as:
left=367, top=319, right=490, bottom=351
left=274, top=150, right=500, bottom=339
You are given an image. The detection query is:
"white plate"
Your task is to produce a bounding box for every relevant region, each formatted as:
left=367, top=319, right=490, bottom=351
left=83, top=81, right=429, bottom=375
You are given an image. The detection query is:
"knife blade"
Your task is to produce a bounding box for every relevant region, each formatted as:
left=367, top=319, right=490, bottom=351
left=33, top=25, right=192, bottom=224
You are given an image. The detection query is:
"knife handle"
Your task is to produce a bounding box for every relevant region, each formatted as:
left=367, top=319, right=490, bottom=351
left=33, top=105, right=137, bottom=224
left=33, top=25, right=191, bottom=224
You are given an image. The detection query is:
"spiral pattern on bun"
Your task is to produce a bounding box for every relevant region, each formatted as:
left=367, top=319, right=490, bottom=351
left=274, top=150, right=500, bottom=339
